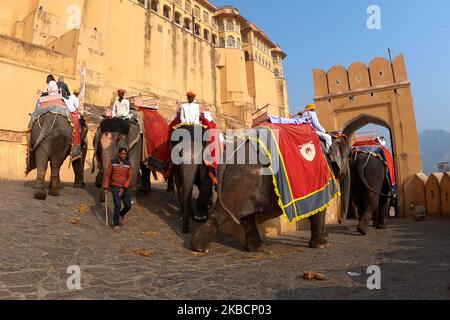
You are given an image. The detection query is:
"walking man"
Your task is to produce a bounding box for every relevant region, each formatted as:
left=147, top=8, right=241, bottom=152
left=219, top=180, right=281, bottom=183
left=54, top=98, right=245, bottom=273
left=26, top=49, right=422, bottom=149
left=103, top=148, right=133, bottom=231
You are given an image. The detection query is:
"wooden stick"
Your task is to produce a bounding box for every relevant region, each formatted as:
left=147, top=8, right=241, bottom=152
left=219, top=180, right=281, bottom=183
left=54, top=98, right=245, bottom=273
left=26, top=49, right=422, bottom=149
left=105, top=192, right=109, bottom=227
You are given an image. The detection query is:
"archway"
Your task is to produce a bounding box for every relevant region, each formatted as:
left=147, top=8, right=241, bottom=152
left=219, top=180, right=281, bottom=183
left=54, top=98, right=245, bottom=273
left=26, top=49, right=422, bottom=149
left=312, top=54, right=422, bottom=217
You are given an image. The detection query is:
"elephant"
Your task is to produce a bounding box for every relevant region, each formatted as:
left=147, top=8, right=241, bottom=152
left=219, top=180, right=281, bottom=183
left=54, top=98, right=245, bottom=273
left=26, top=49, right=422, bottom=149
left=191, top=135, right=349, bottom=253
left=172, top=125, right=214, bottom=234
left=93, top=117, right=142, bottom=202
left=29, top=113, right=88, bottom=200
left=327, top=135, right=351, bottom=224
left=350, top=152, right=394, bottom=235
left=93, top=116, right=174, bottom=202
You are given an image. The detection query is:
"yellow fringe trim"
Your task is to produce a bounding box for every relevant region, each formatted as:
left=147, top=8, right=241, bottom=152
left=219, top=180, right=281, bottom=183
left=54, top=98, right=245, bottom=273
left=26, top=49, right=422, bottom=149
left=250, top=127, right=340, bottom=224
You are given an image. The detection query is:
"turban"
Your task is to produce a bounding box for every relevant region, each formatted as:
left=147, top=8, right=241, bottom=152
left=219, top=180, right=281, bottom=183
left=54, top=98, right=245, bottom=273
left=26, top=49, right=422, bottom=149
left=305, top=104, right=316, bottom=111
left=186, top=91, right=196, bottom=98
left=117, top=89, right=125, bottom=94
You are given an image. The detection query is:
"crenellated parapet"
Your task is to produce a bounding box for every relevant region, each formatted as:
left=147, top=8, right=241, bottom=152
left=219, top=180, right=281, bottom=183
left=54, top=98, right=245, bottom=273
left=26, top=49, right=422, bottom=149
left=313, top=55, right=410, bottom=100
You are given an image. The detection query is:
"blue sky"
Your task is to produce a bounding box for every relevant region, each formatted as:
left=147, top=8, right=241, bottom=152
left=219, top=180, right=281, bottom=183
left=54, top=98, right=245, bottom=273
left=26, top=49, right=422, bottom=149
left=211, top=0, right=450, bottom=132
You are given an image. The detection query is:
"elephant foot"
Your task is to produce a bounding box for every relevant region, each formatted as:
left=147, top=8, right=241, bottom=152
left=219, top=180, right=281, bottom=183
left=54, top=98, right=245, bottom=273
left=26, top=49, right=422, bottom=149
left=309, top=239, right=329, bottom=249
left=245, top=240, right=267, bottom=253
left=73, top=182, right=86, bottom=189
left=357, top=214, right=371, bottom=235
left=34, top=187, right=47, bottom=200
left=376, top=220, right=389, bottom=230
left=191, top=220, right=217, bottom=253
left=323, top=229, right=330, bottom=242
left=48, top=188, right=60, bottom=197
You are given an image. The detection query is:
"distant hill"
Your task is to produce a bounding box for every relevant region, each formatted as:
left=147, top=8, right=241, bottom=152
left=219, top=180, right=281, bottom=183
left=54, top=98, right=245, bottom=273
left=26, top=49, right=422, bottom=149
left=419, top=130, right=450, bottom=174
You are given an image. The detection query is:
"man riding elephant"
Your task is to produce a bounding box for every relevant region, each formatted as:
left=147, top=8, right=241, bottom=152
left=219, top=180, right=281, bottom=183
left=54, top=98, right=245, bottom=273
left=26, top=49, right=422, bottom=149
left=170, top=91, right=220, bottom=233
left=93, top=89, right=173, bottom=201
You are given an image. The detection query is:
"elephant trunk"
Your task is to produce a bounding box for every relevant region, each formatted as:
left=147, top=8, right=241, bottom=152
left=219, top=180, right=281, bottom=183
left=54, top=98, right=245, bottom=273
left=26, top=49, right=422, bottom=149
left=339, top=163, right=351, bottom=223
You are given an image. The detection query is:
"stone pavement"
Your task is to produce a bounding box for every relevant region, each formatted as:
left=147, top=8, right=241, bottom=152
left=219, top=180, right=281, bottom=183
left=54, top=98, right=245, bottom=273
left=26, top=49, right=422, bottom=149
left=0, top=180, right=449, bottom=300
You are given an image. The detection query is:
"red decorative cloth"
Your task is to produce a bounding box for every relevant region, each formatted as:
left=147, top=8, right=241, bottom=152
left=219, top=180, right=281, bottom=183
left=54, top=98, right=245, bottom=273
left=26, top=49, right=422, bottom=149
left=140, top=108, right=171, bottom=168
left=71, top=111, right=81, bottom=148
left=353, top=140, right=396, bottom=189
left=256, top=123, right=339, bottom=222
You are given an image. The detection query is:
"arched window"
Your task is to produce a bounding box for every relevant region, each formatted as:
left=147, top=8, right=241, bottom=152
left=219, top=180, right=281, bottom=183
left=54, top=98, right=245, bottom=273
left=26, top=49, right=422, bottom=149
left=204, top=29, right=210, bottom=41
left=274, top=69, right=280, bottom=77
left=174, top=12, right=182, bottom=25
left=150, top=0, right=159, bottom=13
left=236, top=38, right=241, bottom=49
left=227, top=36, right=235, bottom=48
left=212, top=34, right=218, bottom=46
left=244, top=51, right=250, bottom=61
left=219, top=37, right=225, bottom=48
left=194, top=23, right=201, bottom=36
left=184, top=18, right=192, bottom=31
left=163, top=5, right=171, bottom=19
left=226, top=19, right=234, bottom=31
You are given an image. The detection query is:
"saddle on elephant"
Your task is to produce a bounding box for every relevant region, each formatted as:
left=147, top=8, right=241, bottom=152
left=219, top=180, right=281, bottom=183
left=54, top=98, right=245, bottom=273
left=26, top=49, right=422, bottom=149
left=251, top=122, right=340, bottom=223
left=26, top=95, right=82, bottom=175
left=352, top=139, right=397, bottom=193
left=169, top=112, right=221, bottom=184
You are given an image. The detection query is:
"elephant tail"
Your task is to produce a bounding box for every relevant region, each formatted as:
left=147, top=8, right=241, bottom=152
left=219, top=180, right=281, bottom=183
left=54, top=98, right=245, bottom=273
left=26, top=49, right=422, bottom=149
left=217, top=163, right=241, bottom=225
left=357, top=153, right=393, bottom=199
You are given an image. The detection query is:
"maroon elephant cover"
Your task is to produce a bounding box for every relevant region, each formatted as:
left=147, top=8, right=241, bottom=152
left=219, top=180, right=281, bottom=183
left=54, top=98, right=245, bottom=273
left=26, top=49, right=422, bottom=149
left=140, top=108, right=171, bottom=169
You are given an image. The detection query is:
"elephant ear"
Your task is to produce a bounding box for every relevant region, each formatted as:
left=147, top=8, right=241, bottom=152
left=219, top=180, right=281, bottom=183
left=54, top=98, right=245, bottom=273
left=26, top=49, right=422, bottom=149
left=127, top=122, right=142, bottom=152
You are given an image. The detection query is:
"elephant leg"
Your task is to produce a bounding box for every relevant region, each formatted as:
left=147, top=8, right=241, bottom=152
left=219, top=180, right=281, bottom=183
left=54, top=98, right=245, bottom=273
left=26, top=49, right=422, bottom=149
left=180, top=166, right=196, bottom=233
left=376, top=185, right=391, bottom=229
left=165, top=173, right=175, bottom=195
left=72, top=158, right=86, bottom=189
left=34, top=155, right=49, bottom=200
left=242, top=214, right=266, bottom=252
left=95, top=170, right=104, bottom=189
left=357, top=206, right=375, bottom=235
left=139, top=163, right=151, bottom=194
left=309, top=211, right=329, bottom=249
left=48, top=158, right=63, bottom=196
left=195, top=170, right=213, bottom=221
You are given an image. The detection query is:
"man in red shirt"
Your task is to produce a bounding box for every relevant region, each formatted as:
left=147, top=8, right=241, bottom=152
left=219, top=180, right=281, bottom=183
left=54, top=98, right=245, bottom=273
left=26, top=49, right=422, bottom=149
left=103, top=148, right=133, bottom=231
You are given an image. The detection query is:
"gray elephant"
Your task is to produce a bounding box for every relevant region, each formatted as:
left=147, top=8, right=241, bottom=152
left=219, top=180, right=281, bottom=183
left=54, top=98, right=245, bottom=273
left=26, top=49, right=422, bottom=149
left=191, top=134, right=348, bottom=253
left=93, top=116, right=174, bottom=202
left=172, top=125, right=214, bottom=234
left=28, top=112, right=88, bottom=200
left=93, top=117, right=142, bottom=202
left=350, top=152, right=394, bottom=235
left=327, top=135, right=351, bottom=223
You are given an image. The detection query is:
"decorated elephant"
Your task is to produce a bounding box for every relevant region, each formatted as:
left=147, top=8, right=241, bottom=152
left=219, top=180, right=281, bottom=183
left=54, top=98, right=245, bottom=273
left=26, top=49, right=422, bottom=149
left=350, top=152, right=394, bottom=235
left=27, top=111, right=88, bottom=200
left=93, top=115, right=174, bottom=202
left=93, top=117, right=142, bottom=201
left=191, top=127, right=348, bottom=253
left=172, top=125, right=215, bottom=234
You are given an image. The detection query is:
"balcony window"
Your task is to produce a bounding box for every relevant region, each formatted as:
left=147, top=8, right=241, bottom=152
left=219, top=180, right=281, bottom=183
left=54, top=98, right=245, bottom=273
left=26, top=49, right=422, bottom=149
left=163, top=5, right=171, bottom=19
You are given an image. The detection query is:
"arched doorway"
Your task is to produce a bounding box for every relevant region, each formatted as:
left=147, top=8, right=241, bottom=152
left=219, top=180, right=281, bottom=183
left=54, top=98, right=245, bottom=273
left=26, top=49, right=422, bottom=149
left=312, top=54, right=422, bottom=217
